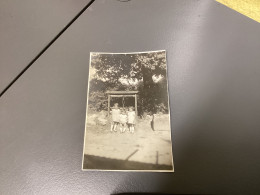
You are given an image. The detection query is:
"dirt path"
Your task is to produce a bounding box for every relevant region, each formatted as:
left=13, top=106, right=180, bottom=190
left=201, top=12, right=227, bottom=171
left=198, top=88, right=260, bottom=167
left=84, top=120, right=173, bottom=166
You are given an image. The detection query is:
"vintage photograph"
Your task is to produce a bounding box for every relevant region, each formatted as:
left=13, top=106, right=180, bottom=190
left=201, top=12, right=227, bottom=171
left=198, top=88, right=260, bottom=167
left=82, top=50, right=174, bottom=171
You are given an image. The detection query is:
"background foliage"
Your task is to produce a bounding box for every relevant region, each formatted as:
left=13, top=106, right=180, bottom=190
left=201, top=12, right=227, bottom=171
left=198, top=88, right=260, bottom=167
left=88, top=51, right=169, bottom=115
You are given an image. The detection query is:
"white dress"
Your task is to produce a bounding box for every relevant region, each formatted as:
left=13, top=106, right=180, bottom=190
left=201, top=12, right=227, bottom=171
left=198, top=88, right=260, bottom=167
left=119, top=114, right=127, bottom=124
left=127, top=111, right=136, bottom=124
left=112, top=109, right=120, bottom=122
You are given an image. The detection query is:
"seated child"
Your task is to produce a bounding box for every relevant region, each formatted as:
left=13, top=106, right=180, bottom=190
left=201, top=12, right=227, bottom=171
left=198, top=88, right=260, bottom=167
left=111, top=103, right=120, bottom=132
left=127, top=107, right=136, bottom=133
left=119, top=108, right=128, bottom=133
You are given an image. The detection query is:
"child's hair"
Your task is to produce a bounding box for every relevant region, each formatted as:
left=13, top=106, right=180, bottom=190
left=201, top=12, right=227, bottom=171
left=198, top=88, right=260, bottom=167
left=120, top=108, right=126, bottom=114
left=129, top=106, right=134, bottom=111
left=114, top=103, right=119, bottom=107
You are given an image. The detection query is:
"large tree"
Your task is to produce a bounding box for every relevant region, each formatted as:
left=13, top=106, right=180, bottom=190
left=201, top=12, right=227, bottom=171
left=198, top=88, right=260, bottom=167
left=89, top=51, right=168, bottom=114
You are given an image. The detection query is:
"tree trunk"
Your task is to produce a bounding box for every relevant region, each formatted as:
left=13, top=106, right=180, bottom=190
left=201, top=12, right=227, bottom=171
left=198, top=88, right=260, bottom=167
left=141, top=65, right=155, bottom=114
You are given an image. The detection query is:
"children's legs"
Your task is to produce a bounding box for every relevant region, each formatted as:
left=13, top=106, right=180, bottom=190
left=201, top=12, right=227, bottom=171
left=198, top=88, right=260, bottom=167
left=113, top=122, right=118, bottom=131
left=120, top=123, right=123, bottom=133
left=131, top=125, right=135, bottom=133
left=123, top=124, right=126, bottom=132
left=110, top=122, right=114, bottom=132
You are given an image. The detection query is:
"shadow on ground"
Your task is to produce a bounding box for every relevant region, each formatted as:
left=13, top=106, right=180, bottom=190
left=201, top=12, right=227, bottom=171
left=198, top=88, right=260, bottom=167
left=83, top=154, right=173, bottom=171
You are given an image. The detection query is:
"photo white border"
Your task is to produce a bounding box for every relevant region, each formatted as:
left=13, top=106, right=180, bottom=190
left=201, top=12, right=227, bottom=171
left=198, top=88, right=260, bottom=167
left=81, top=50, right=174, bottom=172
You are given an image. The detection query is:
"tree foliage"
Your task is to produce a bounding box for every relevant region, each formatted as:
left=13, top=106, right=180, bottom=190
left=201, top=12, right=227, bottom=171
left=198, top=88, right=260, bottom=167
left=88, top=51, right=169, bottom=114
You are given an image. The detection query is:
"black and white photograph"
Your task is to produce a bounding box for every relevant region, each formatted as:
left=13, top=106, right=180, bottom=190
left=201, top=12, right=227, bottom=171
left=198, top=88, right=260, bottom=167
left=82, top=50, right=174, bottom=171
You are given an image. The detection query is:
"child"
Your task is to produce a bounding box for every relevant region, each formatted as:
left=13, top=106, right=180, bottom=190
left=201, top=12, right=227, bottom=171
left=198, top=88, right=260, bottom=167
left=119, top=108, right=128, bottom=133
left=127, top=107, right=136, bottom=133
left=111, top=103, right=120, bottom=132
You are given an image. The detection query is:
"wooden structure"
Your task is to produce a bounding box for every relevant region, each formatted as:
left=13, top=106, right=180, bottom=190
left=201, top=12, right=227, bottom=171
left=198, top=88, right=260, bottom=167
left=106, top=91, right=138, bottom=116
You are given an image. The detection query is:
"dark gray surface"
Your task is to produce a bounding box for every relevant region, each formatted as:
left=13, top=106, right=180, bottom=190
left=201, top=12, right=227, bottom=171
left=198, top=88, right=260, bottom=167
left=1, top=0, right=260, bottom=194
left=0, top=0, right=91, bottom=93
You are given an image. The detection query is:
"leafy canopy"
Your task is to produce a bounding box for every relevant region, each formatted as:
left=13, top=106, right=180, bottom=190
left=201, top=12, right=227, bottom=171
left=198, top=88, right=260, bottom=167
left=89, top=51, right=169, bottom=114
